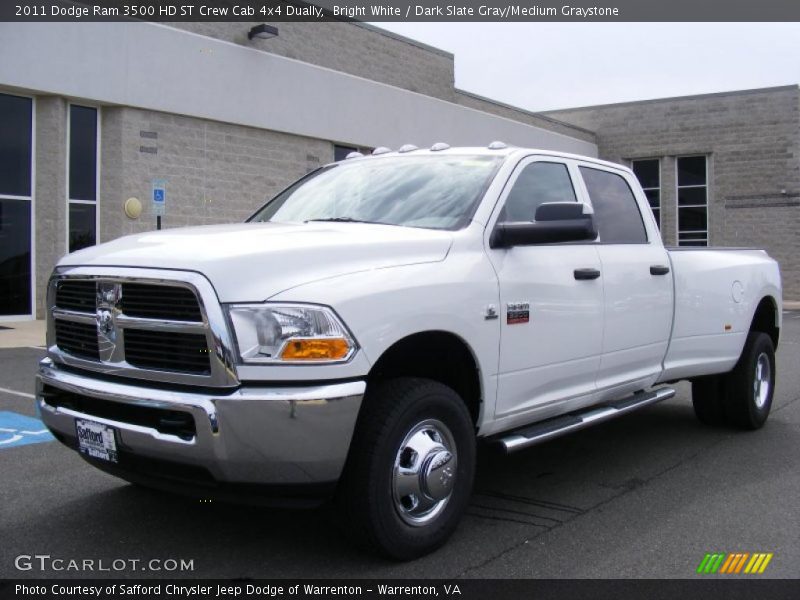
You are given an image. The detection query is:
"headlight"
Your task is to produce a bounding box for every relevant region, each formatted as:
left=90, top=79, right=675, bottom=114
left=227, top=304, right=356, bottom=364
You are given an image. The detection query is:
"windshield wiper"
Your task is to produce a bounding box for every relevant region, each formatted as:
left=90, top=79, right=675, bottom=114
left=305, top=217, right=389, bottom=225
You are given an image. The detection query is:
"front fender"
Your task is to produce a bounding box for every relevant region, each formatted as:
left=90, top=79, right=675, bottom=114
left=269, top=254, right=501, bottom=429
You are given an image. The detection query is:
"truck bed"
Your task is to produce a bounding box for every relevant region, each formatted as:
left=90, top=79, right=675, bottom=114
left=658, top=247, right=782, bottom=382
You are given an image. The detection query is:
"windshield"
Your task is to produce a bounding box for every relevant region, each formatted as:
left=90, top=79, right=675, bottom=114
left=249, top=155, right=502, bottom=230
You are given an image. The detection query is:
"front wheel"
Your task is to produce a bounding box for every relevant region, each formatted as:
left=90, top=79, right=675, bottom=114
left=336, top=378, right=476, bottom=560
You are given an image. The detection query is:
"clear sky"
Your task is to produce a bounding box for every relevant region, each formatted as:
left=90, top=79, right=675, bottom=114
left=370, top=23, right=800, bottom=111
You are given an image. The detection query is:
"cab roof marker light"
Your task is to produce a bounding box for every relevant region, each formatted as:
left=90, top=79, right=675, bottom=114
left=345, top=151, right=364, bottom=159
left=372, top=147, right=392, bottom=156
left=488, top=141, right=508, bottom=150
left=430, top=142, right=450, bottom=151
left=398, top=144, right=419, bottom=153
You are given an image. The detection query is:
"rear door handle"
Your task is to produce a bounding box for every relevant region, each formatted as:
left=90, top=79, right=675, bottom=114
left=650, top=265, right=670, bottom=276
left=574, top=268, right=601, bottom=280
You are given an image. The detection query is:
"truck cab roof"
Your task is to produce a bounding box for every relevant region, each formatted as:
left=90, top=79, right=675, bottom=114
left=333, top=144, right=631, bottom=174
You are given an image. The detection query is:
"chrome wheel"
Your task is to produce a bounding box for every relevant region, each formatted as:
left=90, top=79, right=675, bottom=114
left=392, top=419, right=457, bottom=526
left=754, top=352, right=771, bottom=409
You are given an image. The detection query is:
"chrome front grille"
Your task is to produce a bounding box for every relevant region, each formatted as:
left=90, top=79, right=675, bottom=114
left=47, top=269, right=238, bottom=388
left=120, top=283, right=203, bottom=322
left=55, top=280, right=96, bottom=312
left=53, top=319, right=99, bottom=360
left=124, top=329, right=210, bottom=374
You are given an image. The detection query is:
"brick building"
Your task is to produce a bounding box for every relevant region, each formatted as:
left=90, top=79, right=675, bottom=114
left=546, top=85, right=800, bottom=299
left=0, top=21, right=596, bottom=320
left=0, top=21, right=797, bottom=320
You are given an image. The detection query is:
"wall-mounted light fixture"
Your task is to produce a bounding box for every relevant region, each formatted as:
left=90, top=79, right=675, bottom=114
left=124, top=197, right=143, bottom=220
left=248, top=24, right=279, bottom=41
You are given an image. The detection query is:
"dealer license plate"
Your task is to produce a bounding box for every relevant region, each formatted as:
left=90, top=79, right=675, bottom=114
left=75, top=419, right=119, bottom=463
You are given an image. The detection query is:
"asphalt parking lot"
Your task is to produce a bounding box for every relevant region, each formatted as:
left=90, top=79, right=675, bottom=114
left=1, top=314, right=799, bottom=579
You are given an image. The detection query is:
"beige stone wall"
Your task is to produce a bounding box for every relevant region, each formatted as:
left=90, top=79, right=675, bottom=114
left=546, top=86, right=800, bottom=300
left=455, top=90, right=596, bottom=144
left=101, top=107, right=333, bottom=237
left=34, top=97, right=68, bottom=318
left=31, top=103, right=332, bottom=317
left=168, top=22, right=457, bottom=102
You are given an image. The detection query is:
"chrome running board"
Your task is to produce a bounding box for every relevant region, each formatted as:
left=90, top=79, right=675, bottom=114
left=496, top=387, right=676, bottom=453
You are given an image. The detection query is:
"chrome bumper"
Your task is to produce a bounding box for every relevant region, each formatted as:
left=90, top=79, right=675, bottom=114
left=37, top=358, right=364, bottom=487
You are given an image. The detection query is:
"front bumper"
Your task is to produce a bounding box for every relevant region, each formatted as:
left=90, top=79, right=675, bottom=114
left=37, top=358, right=364, bottom=500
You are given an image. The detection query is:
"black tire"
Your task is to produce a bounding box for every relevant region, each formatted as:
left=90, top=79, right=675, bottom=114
left=724, top=331, right=775, bottom=430
left=691, top=331, right=775, bottom=430
left=692, top=375, right=727, bottom=426
left=336, top=377, right=476, bottom=560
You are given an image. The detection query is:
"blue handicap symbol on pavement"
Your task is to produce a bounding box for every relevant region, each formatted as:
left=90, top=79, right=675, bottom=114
left=0, top=411, right=54, bottom=449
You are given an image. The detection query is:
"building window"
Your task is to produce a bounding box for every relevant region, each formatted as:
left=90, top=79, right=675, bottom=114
left=677, top=155, right=708, bottom=246
left=333, top=144, right=359, bottom=161
left=632, top=159, right=660, bottom=229
left=0, top=93, right=33, bottom=317
left=67, top=105, right=99, bottom=253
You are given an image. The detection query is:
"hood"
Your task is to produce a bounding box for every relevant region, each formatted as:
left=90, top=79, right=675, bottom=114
left=59, top=222, right=453, bottom=302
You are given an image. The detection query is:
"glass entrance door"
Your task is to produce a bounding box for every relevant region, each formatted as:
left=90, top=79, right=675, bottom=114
left=0, top=93, right=33, bottom=318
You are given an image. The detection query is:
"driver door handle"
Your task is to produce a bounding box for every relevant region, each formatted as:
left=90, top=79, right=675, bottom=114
left=574, top=268, right=601, bottom=280
left=650, top=265, right=670, bottom=276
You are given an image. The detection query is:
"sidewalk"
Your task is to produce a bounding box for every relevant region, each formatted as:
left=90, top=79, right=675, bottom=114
left=0, top=320, right=46, bottom=349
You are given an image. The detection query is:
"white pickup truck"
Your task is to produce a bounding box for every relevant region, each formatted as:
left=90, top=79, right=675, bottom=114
left=38, top=144, right=781, bottom=560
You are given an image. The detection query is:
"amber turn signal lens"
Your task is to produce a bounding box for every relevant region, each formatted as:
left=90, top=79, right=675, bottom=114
left=279, top=338, right=351, bottom=360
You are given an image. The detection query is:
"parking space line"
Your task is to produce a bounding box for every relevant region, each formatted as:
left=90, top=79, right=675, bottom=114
left=0, top=385, right=35, bottom=400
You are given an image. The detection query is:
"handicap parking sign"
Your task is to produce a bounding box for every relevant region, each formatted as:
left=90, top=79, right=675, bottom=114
left=0, top=411, right=54, bottom=449
left=152, top=179, right=167, bottom=216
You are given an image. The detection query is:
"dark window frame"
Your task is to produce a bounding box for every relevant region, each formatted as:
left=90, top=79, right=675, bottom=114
left=676, top=155, right=708, bottom=247
left=333, top=144, right=360, bottom=162
left=631, top=158, right=661, bottom=231
left=0, top=92, right=34, bottom=317
left=67, top=104, right=99, bottom=254
left=0, top=93, right=33, bottom=198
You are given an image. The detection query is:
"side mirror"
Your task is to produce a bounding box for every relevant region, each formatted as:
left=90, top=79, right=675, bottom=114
left=490, top=202, right=597, bottom=248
